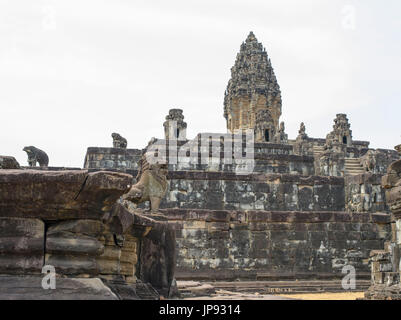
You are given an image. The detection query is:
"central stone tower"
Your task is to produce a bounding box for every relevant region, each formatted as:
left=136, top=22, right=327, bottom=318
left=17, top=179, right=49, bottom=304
left=223, top=32, right=282, bottom=141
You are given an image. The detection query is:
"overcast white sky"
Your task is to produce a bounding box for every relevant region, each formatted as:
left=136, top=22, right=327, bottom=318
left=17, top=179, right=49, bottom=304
left=0, top=0, right=400, bottom=167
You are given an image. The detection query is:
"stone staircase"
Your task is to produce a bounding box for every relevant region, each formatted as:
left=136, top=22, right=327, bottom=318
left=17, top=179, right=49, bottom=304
left=345, top=158, right=365, bottom=176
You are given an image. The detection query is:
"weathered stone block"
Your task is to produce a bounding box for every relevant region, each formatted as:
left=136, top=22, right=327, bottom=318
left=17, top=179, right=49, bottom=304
left=0, top=156, right=20, bottom=169
left=247, top=211, right=271, bottom=222
left=207, top=222, right=229, bottom=232
left=46, top=255, right=100, bottom=275
left=0, top=276, right=119, bottom=300
left=298, top=186, right=314, bottom=211
left=0, top=170, right=132, bottom=220
left=0, top=218, right=44, bottom=274
left=47, top=220, right=105, bottom=237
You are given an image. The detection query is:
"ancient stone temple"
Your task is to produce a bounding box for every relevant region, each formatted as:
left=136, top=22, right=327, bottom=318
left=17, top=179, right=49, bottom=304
left=82, top=32, right=400, bottom=295
left=1, top=31, right=399, bottom=299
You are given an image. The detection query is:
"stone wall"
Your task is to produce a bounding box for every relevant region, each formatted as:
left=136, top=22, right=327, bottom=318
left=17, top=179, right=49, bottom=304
left=84, top=147, right=142, bottom=172
left=365, top=157, right=401, bottom=299
left=161, top=209, right=391, bottom=280
left=319, top=152, right=345, bottom=177
left=162, top=172, right=345, bottom=212
left=84, top=143, right=315, bottom=175
left=345, top=173, right=388, bottom=213
left=170, top=154, right=314, bottom=175
left=360, top=149, right=400, bottom=175
left=0, top=217, right=44, bottom=275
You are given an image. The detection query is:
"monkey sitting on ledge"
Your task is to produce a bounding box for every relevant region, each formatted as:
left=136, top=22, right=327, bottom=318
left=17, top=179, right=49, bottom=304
left=112, top=133, right=127, bottom=149
left=23, top=146, right=49, bottom=167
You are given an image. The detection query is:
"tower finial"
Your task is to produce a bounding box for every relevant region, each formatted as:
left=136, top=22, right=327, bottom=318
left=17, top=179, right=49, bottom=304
left=246, top=31, right=256, bottom=42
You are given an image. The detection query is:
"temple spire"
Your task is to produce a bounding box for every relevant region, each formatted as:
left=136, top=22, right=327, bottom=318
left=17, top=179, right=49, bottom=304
left=224, top=32, right=282, bottom=138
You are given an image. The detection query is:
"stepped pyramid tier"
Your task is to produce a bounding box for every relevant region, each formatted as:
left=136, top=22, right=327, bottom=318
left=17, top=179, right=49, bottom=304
left=224, top=31, right=282, bottom=136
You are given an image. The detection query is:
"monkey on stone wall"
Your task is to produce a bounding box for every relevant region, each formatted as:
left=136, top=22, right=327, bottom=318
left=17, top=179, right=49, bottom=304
left=112, top=133, right=127, bottom=149
left=23, top=146, right=49, bottom=167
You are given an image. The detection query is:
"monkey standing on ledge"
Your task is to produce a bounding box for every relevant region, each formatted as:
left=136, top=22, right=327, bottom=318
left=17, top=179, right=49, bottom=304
left=23, top=146, right=49, bottom=167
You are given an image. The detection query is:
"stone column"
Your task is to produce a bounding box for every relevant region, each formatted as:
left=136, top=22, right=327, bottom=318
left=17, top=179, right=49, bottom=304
left=163, top=109, right=187, bottom=141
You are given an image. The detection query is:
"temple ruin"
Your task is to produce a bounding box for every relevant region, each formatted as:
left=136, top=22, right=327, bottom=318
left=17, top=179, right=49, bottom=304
left=0, top=32, right=400, bottom=299
left=83, top=33, right=400, bottom=296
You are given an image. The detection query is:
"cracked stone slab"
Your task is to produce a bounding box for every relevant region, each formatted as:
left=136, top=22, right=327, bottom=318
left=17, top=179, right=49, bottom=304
left=0, top=276, right=118, bottom=300
left=0, top=169, right=132, bottom=220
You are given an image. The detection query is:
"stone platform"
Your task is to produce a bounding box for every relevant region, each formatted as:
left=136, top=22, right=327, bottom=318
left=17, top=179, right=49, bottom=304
left=0, top=169, right=177, bottom=299
left=160, top=208, right=391, bottom=281
left=178, top=280, right=370, bottom=298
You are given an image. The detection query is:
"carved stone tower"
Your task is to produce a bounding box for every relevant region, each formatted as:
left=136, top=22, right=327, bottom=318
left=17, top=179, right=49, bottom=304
left=163, top=109, right=187, bottom=141
left=326, top=114, right=353, bottom=148
left=224, top=31, right=282, bottom=133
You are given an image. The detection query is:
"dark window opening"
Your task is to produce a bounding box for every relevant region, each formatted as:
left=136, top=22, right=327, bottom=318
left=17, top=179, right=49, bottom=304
left=176, top=129, right=180, bottom=138
left=343, top=136, right=347, bottom=144
left=264, top=129, right=270, bottom=142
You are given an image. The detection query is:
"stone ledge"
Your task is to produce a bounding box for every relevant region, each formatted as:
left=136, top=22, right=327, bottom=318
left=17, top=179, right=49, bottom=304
left=167, top=171, right=344, bottom=184
left=86, top=147, right=142, bottom=155
left=20, top=166, right=82, bottom=171
left=160, top=209, right=391, bottom=224
left=346, top=172, right=383, bottom=185
left=0, top=169, right=132, bottom=220
left=0, top=276, right=119, bottom=300
left=175, top=269, right=372, bottom=281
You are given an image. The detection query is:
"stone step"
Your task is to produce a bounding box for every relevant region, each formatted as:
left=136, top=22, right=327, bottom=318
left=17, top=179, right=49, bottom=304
left=346, top=170, right=366, bottom=176
left=345, top=158, right=365, bottom=176
left=346, top=166, right=365, bottom=170
left=345, top=159, right=362, bottom=163
left=346, top=165, right=365, bottom=169
left=177, top=280, right=370, bottom=298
